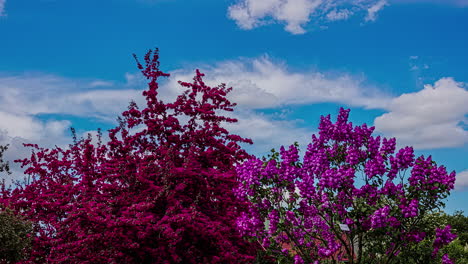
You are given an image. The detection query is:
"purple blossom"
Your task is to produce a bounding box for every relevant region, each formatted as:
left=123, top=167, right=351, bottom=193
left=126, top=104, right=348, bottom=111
left=370, top=205, right=391, bottom=229
left=401, top=199, right=419, bottom=218
left=442, top=254, right=454, bottom=264
left=433, top=225, right=457, bottom=257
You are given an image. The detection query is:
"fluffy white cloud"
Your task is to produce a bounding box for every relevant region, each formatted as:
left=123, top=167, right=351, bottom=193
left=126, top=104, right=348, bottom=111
left=456, top=170, right=468, bottom=191
left=374, top=78, right=468, bottom=149
left=0, top=112, right=70, bottom=141
left=228, top=0, right=323, bottom=34
left=228, top=0, right=387, bottom=34
left=0, top=0, right=5, bottom=16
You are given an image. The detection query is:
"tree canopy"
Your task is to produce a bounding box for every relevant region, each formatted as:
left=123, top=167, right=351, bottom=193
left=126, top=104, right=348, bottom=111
left=0, top=49, right=258, bottom=263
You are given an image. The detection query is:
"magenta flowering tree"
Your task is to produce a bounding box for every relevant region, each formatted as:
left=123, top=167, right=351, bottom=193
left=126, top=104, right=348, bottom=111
left=235, top=108, right=457, bottom=264
left=0, top=49, right=259, bottom=263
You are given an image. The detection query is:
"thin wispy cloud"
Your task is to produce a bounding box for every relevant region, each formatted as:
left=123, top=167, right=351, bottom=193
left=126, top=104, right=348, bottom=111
left=326, top=9, right=353, bottom=21
left=365, top=0, right=388, bottom=22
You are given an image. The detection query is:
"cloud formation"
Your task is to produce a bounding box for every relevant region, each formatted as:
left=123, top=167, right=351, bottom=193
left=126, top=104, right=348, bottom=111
left=365, top=0, right=388, bottom=22
left=456, top=170, right=468, bottom=191
left=1, top=56, right=386, bottom=182
left=0, top=73, right=144, bottom=185
left=228, top=0, right=388, bottom=34
left=0, top=73, right=143, bottom=121
left=374, top=78, right=468, bottom=149
left=227, top=0, right=468, bottom=34
left=1, top=57, right=467, bottom=186
left=167, top=57, right=391, bottom=110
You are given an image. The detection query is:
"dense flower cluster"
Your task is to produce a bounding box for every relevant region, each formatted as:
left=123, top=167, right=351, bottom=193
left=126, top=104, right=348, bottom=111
left=433, top=225, right=457, bottom=256
left=0, top=49, right=258, bottom=263
left=442, top=253, right=455, bottom=264
left=235, top=108, right=457, bottom=263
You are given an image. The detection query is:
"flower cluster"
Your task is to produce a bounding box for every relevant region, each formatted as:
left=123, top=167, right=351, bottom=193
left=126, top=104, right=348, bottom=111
left=370, top=205, right=391, bottom=229
left=400, top=199, right=419, bottom=218
left=442, top=253, right=455, bottom=264
left=433, top=225, right=457, bottom=256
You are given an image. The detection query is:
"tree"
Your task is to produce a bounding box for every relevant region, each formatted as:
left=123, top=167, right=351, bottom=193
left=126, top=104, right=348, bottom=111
left=0, top=145, right=33, bottom=263
left=0, top=49, right=258, bottom=263
left=235, top=108, right=457, bottom=264
left=391, top=211, right=468, bottom=264
left=0, top=207, right=33, bottom=263
left=445, top=211, right=468, bottom=247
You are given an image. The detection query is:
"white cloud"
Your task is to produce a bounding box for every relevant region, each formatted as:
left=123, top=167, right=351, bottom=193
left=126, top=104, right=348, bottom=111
left=456, top=170, right=468, bottom=191
left=0, top=73, right=143, bottom=121
left=2, top=57, right=466, bottom=188
left=228, top=0, right=323, bottom=34
left=89, top=80, right=114, bottom=88
left=0, top=116, right=72, bottom=186
left=365, top=0, right=388, bottom=22
left=0, top=73, right=145, bottom=185
left=0, top=0, right=5, bottom=16
left=154, top=56, right=393, bottom=154
left=228, top=0, right=387, bottom=34
left=166, top=56, right=391, bottom=110
left=374, top=78, right=468, bottom=149
left=227, top=0, right=468, bottom=34
left=0, top=112, right=70, bottom=141
left=225, top=109, right=313, bottom=155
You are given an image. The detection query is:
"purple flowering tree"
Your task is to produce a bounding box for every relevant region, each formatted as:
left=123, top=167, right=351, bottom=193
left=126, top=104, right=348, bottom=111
left=235, top=108, right=457, bottom=264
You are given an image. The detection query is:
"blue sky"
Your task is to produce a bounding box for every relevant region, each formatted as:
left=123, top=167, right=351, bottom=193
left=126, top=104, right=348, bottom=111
left=0, top=0, right=467, bottom=213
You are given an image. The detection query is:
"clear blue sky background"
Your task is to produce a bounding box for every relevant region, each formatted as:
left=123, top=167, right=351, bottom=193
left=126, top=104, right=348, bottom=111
left=0, top=0, right=467, bottom=213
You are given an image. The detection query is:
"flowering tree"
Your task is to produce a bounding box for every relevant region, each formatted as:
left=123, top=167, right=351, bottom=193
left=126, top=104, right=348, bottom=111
left=0, top=49, right=258, bottom=263
left=235, top=108, right=457, bottom=264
